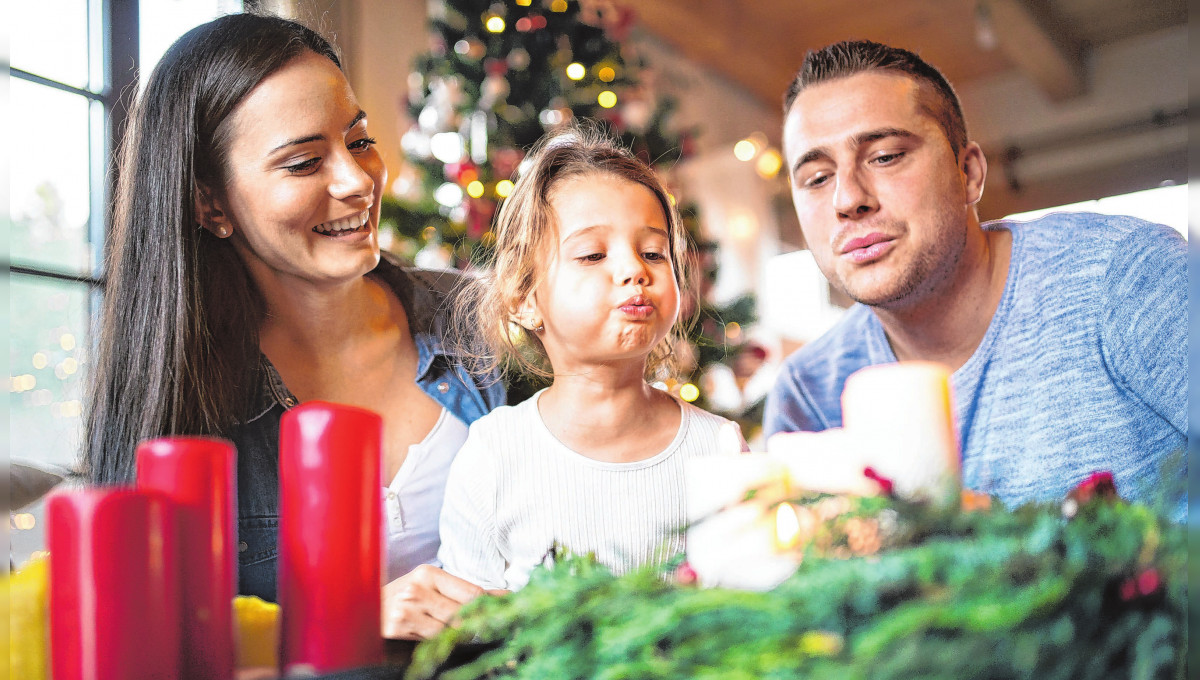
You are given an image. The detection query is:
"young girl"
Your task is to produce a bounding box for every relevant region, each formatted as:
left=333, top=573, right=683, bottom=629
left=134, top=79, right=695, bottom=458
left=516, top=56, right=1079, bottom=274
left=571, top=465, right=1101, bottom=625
left=439, top=127, right=745, bottom=591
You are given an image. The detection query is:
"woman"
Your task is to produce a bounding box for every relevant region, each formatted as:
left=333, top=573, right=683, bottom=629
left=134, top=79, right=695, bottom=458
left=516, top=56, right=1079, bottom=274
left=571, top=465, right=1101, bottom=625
left=84, top=13, right=504, bottom=640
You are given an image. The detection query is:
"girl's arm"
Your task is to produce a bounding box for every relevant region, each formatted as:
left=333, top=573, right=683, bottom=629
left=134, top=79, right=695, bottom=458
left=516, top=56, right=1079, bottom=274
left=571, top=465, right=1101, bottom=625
left=437, top=431, right=507, bottom=590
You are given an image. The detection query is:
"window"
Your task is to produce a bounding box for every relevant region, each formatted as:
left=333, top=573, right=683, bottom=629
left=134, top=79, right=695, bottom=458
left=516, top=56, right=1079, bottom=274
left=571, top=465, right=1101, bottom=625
left=9, top=0, right=239, bottom=566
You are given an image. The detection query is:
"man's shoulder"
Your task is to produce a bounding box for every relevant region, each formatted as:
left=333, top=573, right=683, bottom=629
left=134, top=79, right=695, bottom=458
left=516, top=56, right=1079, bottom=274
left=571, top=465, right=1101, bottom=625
left=781, top=304, right=879, bottom=380
left=992, top=212, right=1182, bottom=257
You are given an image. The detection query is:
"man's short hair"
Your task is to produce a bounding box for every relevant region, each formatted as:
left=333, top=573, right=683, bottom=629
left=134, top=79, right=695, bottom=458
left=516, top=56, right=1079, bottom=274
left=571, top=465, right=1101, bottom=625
left=784, top=40, right=968, bottom=157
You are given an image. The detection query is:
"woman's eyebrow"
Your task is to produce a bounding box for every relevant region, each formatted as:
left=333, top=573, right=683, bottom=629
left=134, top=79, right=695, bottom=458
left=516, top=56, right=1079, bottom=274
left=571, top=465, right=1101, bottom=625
left=269, top=110, right=368, bottom=154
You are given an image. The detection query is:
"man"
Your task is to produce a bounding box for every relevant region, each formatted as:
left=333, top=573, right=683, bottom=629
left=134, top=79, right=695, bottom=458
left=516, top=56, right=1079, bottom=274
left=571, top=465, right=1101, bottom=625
left=764, top=40, right=1186, bottom=519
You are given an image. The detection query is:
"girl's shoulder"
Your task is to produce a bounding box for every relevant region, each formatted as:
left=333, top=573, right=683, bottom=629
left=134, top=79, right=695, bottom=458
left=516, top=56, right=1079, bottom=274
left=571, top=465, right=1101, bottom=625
left=465, top=391, right=543, bottom=438
left=676, top=399, right=747, bottom=454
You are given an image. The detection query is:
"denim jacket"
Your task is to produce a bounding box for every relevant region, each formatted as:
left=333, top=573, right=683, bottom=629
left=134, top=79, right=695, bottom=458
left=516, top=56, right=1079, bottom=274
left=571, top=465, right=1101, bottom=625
left=228, top=255, right=505, bottom=602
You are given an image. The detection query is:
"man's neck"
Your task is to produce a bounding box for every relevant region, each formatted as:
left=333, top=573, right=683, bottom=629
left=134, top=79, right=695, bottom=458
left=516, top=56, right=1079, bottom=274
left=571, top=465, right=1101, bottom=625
left=874, top=226, right=1012, bottom=371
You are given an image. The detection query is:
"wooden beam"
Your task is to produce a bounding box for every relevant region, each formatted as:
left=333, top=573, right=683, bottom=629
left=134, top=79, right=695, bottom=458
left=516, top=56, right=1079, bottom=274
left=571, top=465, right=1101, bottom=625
left=983, top=0, right=1086, bottom=100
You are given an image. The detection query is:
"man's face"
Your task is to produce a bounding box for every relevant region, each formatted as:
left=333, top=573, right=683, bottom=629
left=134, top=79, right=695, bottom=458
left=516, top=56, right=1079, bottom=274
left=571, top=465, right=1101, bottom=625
left=783, top=71, right=985, bottom=309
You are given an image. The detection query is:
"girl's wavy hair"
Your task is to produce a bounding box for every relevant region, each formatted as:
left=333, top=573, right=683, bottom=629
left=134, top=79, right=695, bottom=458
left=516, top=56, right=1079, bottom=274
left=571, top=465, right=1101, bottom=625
left=457, top=123, right=690, bottom=384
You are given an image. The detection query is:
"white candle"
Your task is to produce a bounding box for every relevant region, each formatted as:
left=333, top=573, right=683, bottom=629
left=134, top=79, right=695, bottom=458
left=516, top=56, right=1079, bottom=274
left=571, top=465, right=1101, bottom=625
left=841, top=361, right=960, bottom=503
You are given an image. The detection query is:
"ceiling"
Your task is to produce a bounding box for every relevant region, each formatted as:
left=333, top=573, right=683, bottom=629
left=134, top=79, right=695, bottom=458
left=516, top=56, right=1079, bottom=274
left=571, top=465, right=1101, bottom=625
left=632, top=0, right=1187, bottom=110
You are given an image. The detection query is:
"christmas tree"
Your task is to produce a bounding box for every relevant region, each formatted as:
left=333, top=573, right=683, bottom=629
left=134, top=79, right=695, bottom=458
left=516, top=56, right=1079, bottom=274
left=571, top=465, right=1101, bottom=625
left=387, top=0, right=759, bottom=428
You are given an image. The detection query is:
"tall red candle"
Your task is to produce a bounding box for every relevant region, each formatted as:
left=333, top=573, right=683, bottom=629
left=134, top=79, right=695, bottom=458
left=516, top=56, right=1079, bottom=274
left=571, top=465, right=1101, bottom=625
left=137, top=437, right=237, bottom=679
left=48, top=489, right=181, bottom=680
left=278, top=401, right=384, bottom=673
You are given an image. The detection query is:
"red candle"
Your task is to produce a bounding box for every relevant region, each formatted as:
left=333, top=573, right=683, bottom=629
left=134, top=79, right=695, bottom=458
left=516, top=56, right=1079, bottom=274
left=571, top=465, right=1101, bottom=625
left=278, top=401, right=384, bottom=673
left=48, top=489, right=181, bottom=680
left=137, top=437, right=237, bottom=679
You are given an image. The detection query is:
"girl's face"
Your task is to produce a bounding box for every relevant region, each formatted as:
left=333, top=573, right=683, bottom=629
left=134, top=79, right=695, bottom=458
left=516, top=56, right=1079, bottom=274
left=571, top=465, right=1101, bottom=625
left=527, top=173, right=680, bottom=374
left=203, top=51, right=386, bottom=292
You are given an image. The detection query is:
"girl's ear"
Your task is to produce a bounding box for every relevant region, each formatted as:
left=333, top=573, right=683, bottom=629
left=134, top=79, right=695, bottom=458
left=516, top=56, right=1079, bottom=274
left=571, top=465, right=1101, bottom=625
left=194, top=183, right=234, bottom=238
left=516, top=293, right=542, bottom=331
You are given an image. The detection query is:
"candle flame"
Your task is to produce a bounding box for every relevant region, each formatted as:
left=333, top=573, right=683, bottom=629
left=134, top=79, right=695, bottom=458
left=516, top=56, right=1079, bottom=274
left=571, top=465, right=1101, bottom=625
left=775, top=502, right=801, bottom=549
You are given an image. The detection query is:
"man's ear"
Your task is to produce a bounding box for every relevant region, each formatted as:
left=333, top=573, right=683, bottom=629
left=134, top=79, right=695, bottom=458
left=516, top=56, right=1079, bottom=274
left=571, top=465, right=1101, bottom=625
left=194, top=182, right=233, bottom=238
left=960, top=141, right=987, bottom=207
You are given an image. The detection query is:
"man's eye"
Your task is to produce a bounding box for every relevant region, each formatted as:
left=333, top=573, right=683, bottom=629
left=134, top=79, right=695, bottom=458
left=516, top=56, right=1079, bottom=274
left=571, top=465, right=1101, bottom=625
left=285, top=157, right=321, bottom=174
left=805, top=174, right=830, bottom=188
left=872, top=152, right=904, bottom=165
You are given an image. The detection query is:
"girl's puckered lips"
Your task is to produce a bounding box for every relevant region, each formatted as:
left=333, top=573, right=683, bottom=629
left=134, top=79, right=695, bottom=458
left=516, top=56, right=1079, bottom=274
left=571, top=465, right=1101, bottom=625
left=618, top=294, right=655, bottom=319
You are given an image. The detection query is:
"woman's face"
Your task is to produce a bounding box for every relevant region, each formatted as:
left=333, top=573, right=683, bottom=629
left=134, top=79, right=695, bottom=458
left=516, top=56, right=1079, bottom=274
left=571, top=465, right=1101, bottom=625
left=206, top=50, right=386, bottom=292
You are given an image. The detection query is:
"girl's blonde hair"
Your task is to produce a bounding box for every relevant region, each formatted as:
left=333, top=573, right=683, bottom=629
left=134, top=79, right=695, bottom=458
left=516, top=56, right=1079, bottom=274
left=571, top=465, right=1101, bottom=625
left=457, top=123, right=690, bottom=383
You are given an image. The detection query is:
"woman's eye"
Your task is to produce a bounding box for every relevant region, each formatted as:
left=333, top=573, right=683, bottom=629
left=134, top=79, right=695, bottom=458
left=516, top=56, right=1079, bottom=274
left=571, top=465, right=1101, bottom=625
left=349, top=136, right=377, bottom=152
left=285, top=157, right=321, bottom=174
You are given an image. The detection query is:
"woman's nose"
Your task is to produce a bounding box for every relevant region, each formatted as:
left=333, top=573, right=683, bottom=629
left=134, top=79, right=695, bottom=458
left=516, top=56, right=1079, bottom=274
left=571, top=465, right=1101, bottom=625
left=328, top=150, right=376, bottom=202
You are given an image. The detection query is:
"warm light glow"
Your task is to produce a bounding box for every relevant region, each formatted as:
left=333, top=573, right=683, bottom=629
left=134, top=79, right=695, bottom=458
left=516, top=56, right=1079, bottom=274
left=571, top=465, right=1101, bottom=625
left=597, top=90, right=617, bottom=108
left=725, top=322, right=742, bottom=341
left=733, top=140, right=757, bottom=162
left=755, top=148, right=783, bottom=178
left=430, top=131, right=464, bottom=163
left=550, top=0, right=568, bottom=11
left=775, top=503, right=801, bottom=549
left=61, top=358, right=78, bottom=375
left=729, top=213, right=758, bottom=240
left=667, top=193, right=677, bottom=206
left=453, top=39, right=470, bottom=55
left=459, top=168, right=479, bottom=184
left=12, top=513, right=36, bottom=531
left=485, top=16, right=506, bottom=33
left=515, top=0, right=532, bottom=5
left=495, top=179, right=515, bottom=197
left=679, top=383, right=700, bottom=402
left=598, top=66, right=615, bottom=82
left=565, top=62, right=586, bottom=80
left=422, top=226, right=439, bottom=242
left=60, top=333, right=76, bottom=351
left=434, top=182, right=465, bottom=207
left=31, top=352, right=47, bottom=369
left=466, top=180, right=485, bottom=198
left=11, top=374, right=36, bottom=392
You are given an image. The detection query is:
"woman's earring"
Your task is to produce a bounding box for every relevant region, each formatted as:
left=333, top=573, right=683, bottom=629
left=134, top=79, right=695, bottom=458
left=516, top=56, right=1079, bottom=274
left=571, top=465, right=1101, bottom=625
left=534, top=323, right=544, bottom=333
left=216, top=226, right=230, bottom=238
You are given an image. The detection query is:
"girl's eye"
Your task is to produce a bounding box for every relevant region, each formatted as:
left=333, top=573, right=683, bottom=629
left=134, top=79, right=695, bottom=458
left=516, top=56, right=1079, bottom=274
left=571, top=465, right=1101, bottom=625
left=643, top=251, right=666, bottom=262
left=349, top=136, right=377, bottom=152
left=285, top=157, right=321, bottom=175
left=579, top=253, right=605, bottom=263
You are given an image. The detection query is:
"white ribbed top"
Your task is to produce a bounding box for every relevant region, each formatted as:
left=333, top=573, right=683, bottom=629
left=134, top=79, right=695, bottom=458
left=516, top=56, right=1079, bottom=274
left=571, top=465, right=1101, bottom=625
left=438, top=390, right=741, bottom=590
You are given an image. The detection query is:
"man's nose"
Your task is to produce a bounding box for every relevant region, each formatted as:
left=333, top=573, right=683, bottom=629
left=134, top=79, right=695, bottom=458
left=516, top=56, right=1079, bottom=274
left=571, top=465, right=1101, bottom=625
left=833, top=168, right=878, bottom=219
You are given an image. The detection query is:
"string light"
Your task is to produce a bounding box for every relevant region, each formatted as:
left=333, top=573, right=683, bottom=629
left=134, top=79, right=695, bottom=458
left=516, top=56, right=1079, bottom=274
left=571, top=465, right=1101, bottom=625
left=598, top=66, right=615, bottom=82
left=733, top=140, right=757, bottom=162
left=12, top=513, right=36, bottom=531
left=756, top=149, right=783, bottom=179
left=60, top=333, right=76, bottom=351
left=31, top=352, right=47, bottom=369
left=597, top=90, right=617, bottom=108
left=724, top=322, right=742, bottom=341
left=515, top=0, right=532, bottom=5
left=565, top=62, right=586, bottom=80
left=679, top=383, right=700, bottom=402
left=550, top=0, right=568, bottom=11
left=485, top=16, right=506, bottom=33
left=495, top=179, right=515, bottom=197
left=466, top=180, right=486, bottom=198
left=61, top=358, right=78, bottom=376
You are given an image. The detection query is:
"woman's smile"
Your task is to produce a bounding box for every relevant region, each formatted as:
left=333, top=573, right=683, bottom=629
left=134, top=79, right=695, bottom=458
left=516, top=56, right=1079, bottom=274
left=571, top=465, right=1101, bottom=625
left=313, top=208, right=371, bottom=237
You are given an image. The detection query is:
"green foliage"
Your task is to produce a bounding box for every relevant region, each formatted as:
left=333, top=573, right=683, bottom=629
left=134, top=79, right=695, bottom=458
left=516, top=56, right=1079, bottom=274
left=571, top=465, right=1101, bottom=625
left=407, top=495, right=1186, bottom=680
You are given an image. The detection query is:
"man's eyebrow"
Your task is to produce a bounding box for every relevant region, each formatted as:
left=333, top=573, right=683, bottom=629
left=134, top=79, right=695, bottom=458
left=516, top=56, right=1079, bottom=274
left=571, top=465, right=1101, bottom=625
left=269, top=110, right=368, bottom=154
left=790, top=127, right=917, bottom=177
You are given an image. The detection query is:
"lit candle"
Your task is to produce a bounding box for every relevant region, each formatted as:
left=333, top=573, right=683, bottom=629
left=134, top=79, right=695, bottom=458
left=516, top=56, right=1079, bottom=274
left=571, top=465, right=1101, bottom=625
left=278, top=401, right=384, bottom=674
left=48, top=489, right=181, bottom=680
left=841, top=361, right=960, bottom=503
left=767, top=362, right=960, bottom=503
left=136, top=437, right=237, bottom=680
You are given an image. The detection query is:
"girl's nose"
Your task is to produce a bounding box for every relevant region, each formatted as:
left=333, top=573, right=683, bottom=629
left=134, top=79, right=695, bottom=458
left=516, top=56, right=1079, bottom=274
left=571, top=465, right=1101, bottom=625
left=615, top=251, right=650, bottom=286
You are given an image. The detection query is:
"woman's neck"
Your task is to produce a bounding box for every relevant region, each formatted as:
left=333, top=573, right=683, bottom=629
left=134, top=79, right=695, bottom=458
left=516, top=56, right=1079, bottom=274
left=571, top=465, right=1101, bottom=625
left=256, top=273, right=391, bottom=360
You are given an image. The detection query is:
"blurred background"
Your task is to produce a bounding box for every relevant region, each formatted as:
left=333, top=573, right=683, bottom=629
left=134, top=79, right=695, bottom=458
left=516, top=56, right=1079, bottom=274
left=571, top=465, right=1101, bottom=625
left=7, top=0, right=1188, bottom=564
